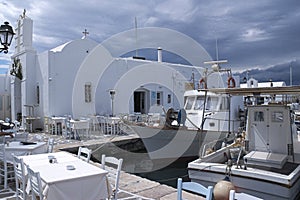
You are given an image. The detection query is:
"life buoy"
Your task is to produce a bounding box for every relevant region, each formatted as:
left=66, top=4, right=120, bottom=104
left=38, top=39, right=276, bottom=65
left=199, top=78, right=207, bottom=89
left=227, top=77, right=236, bottom=88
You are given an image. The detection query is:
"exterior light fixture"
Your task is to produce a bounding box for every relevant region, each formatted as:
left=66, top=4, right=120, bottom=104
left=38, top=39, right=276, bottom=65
left=109, top=89, right=116, bottom=117
left=0, top=22, right=15, bottom=53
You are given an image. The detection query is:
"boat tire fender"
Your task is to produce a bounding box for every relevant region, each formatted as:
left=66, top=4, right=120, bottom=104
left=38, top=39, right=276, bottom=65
left=199, top=78, right=207, bottom=89
left=227, top=77, right=236, bottom=88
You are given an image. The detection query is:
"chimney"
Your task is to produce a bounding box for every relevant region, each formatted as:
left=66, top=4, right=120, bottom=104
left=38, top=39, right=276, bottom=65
left=157, top=47, right=162, bottom=62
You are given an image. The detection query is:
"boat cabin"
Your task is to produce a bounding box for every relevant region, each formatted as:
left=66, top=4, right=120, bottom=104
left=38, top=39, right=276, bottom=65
left=187, top=86, right=300, bottom=200
left=183, top=90, right=243, bottom=132
left=244, top=104, right=295, bottom=168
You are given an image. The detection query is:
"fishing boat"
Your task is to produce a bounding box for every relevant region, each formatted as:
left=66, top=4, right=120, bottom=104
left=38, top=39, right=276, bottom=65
left=123, top=61, right=244, bottom=160
left=187, top=86, right=300, bottom=200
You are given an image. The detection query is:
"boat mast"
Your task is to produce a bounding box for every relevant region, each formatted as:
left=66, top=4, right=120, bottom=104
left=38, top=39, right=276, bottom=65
left=215, top=38, right=219, bottom=61
left=200, top=86, right=208, bottom=131
left=290, top=62, right=293, bottom=86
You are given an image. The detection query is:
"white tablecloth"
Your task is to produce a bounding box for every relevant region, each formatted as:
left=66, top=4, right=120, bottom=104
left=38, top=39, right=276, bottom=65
left=20, top=151, right=109, bottom=200
left=5, top=141, right=47, bottom=162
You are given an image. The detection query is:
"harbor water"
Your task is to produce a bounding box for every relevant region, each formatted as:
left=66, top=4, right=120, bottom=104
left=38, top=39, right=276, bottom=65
left=135, top=156, right=198, bottom=188
left=65, top=137, right=198, bottom=188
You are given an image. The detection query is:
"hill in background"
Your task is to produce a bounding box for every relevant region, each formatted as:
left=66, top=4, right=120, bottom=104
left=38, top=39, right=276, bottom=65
left=235, top=60, right=300, bottom=85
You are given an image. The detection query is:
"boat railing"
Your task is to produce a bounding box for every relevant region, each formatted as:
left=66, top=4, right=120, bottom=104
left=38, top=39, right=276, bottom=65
left=120, top=113, right=165, bottom=126
left=199, top=119, right=246, bottom=160
left=199, top=135, right=233, bottom=158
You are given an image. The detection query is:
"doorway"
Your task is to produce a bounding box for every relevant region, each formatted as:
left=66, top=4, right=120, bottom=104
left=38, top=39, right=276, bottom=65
left=134, top=91, right=148, bottom=114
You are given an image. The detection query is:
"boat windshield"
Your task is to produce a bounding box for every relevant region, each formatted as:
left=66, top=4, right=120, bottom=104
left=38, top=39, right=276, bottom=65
left=206, top=97, right=219, bottom=111
left=194, top=96, right=205, bottom=110
left=185, top=95, right=220, bottom=111
left=185, top=96, right=195, bottom=110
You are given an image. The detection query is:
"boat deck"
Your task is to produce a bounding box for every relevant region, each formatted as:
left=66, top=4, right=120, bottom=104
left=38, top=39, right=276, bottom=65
left=248, top=162, right=299, bottom=175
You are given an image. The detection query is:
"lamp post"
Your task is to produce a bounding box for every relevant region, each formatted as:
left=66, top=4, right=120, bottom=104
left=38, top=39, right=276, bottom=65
left=0, top=22, right=15, bottom=54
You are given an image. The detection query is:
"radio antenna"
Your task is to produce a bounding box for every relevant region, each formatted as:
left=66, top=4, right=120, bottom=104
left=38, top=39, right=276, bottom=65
left=135, top=17, right=138, bottom=57
left=215, top=37, right=219, bottom=61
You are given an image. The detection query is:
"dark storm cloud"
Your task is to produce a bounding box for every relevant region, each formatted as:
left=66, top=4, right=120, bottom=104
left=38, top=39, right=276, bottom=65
left=1, top=0, right=300, bottom=76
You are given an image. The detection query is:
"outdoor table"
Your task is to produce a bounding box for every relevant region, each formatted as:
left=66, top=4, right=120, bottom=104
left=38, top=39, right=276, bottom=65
left=5, top=141, right=47, bottom=162
left=20, top=151, right=110, bottom=200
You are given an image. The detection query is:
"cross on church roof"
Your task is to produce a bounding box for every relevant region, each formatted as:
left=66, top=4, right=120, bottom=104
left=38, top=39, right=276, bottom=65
left=82, top=29, right=89, bottom=38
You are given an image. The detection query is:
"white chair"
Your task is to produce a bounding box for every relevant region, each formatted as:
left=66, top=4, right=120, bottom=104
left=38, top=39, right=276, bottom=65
left=77, top=147, right=92, bottom=163
left=229, top=190, right=264, bottom=200
left=47, top=117, right=56, bottom=135
left=88, top=115, right=100, bottom=132
left=27, top=166, right=44, bottom=200
left=65, top=117, right=73, bottom=139
left=101, top=155, right=153, bottom=200
left=0, top=144, right=15, bottom=190
left=71, top=119, right=90, bottom=140
left=177, top=178, right=213, bottom=200
left=101, top=154, right=123, bottom=200
left=47, top=138, right=55, bottom=153
left=13, top=156, right=27, bottom=200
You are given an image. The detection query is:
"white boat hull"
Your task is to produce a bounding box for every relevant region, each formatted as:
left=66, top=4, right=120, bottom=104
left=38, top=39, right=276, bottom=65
left=187, top=140, right=300, bottom=200
left=131, top=125, right=229, bottom=160
left=188, top=159, right=300, bottom=200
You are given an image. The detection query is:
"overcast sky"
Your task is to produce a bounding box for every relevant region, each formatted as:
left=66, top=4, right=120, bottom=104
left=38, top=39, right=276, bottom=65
left=1, top=0, right=300, bottom=74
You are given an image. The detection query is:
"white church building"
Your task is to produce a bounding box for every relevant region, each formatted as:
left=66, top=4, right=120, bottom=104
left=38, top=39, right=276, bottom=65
left=4, top=13, right=226, bottom=131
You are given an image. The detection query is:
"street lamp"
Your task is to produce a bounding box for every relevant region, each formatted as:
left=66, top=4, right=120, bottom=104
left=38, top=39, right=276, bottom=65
left=0, top=22, right=15, bottom=54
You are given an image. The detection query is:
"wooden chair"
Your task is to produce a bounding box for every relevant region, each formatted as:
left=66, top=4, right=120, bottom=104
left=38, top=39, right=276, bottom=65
left=229, top=190, right=264, bottom=200
left=0, top=144, right=15, bottom=190
left=13, top=156, right=27, bottom=200
left=101, top=154, right=123, bottom=200
left=177, top=178, right=213, bottom=200
left=77, top=147, right=92, bottom=163
left=27, top=166, right=44, bottom=200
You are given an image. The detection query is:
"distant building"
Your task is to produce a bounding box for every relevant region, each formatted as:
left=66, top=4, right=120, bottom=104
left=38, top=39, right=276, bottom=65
left=241, top=78, right=287, bottom=105
left=240, top=77, right=286, bottom=88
